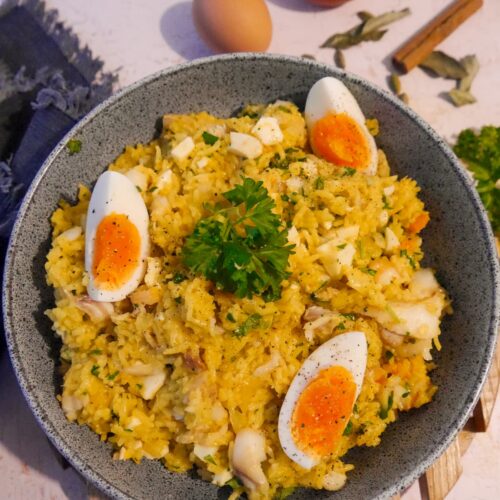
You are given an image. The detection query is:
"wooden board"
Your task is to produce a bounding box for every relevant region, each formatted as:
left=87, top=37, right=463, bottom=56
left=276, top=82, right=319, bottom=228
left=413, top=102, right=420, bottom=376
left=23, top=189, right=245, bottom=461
left=417, top=335, right=500, bottom=500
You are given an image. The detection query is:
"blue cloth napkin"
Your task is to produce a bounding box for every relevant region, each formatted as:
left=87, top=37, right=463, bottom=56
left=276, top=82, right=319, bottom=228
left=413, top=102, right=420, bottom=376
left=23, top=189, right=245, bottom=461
left=0, top=0, right=117, bottom=344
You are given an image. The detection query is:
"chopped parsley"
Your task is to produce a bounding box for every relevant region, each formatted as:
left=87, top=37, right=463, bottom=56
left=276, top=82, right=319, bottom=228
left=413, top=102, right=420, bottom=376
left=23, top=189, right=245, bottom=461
left=182, top=178, right=294, bottom=301
left=107, top=370, right=119, bottom=381
left=384, top=350, right=394, bottom=361
left=90, top=364, right=100, bottom=376
left=336, top=322, right=346, bottom=331
left=269, top=152, right=291, bottom=170
left=233, top=313, right=262, bottom=338
left=173, top=272, right=187, bottom=284
left=148, top=186, right=158, bottom=193
left=337, top=243, right=347, bottom=249
left=402, top=383, right=411, bottom=398
left=67, top=138, right=82, bottom=155
left=382, top=194, right=391, bottom=209
left=379, top=391, right=394, bottom=419
left=202, top=131, right=219, bottom=145
left=362, top=267, right=377, bottom=276
left=400, top=249, right=416, bottom=269
left=225, top=477, right=243, bottom=490
left=226, top=312, right=236, bottom=323
left=314, top=177, right=325, bottom=190
left=204, top=455, right=216, bottom=465
left=341, top=313, right=356, bottom=321
left=90, top=349, right=102, bottom=355
left=274, top=487, right=296, bottom=499
left=174, top=296, right=182, bottom=304
left=342, top=167, right=356, bottom=177
left=343, top=420, right=353, bottom=436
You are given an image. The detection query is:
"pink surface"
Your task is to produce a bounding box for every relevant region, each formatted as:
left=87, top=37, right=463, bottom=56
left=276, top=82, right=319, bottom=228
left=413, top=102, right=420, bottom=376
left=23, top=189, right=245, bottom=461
left=1, top=0, right=499, bottom=498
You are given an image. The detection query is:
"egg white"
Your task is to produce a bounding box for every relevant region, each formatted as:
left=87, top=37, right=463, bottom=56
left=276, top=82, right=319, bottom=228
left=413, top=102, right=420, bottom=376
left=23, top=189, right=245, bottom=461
left=85, top=171, right=150, bottom=302
left=305, top=77, right=378, bottom=175
left=278, top=331, right=367, bottom=469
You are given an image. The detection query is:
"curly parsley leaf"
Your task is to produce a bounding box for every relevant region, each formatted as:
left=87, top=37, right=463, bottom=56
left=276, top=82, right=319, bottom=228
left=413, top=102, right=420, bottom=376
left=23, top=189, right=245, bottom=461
left=67, top=139, right=82, bottom=155
left=182, top=178, right=294, bottom=300
left=453, top=126, right=500, bottom=233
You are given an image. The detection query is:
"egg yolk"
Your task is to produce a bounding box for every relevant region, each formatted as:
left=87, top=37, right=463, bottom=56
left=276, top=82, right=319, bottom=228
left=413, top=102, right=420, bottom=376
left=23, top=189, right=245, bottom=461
left=92, top=213, right=141, bottom=290
left=291, top=365, right=356, bottom=458
left=310, top=113, right=371, bottom=170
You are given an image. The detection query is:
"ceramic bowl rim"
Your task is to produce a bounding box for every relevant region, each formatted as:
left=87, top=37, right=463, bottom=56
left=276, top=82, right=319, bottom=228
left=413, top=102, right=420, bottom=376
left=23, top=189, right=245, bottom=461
left=3, top=53, right=499, bottom=499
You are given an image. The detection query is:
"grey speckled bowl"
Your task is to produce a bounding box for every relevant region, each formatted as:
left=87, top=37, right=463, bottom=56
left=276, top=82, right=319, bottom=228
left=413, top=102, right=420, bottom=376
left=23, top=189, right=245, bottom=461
left=3, top=54, right=499, bottom=499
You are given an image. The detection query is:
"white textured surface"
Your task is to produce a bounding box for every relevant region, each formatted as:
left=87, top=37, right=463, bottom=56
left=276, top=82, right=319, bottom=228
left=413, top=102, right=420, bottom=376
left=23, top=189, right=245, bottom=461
left=1, top=0, right=499, bottom=498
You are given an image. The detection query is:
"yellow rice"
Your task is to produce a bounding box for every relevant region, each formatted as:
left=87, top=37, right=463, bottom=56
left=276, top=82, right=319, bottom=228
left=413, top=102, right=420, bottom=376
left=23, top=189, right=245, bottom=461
left=45, top=100, right=448, bottom=499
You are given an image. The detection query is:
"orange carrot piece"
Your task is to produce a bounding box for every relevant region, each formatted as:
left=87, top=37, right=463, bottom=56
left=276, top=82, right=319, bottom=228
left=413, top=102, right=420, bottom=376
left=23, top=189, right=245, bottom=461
left=409, top=212, right=430, bottom=234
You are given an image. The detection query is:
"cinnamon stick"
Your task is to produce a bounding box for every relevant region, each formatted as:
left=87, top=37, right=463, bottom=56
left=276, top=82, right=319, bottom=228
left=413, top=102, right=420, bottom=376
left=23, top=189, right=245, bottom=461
left=393, top=0, right=483, bottom=73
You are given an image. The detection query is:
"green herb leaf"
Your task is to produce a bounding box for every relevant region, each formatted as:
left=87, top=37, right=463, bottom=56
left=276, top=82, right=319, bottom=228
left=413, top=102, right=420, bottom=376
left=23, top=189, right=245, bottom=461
left=173, top=273, right=187, bottom=284
left=174, top=296, right=182, bottom=304
left=419, top=51, right=468, bottom=79
left=453, top=126, right=500, bottom=233
left=67, top=139, right=82, bottom=155
left=337, top=243, right=347, bottom=250
left=334, top=49, right=346, bottom=69
left=233, top=313, right=262, bottom=338
left=91, top=364, right=100, bottom=377
left=148, top=186, right=158, bottom=193
left=362, top=268, right=377, bottom=276
left=379, top=391, right=394, bottom=419
left=107, top=370, right=119, bottom=381
left=382, top=194, right=391, bottom=209
left=204, top=455, right=216, bottom=465
left=384, top=350, right=394, bottom=361
left=400, top=249, right=416, bottom=269
left=202, top=131, right=219, bottom=145
left=182, top=178, right=294, bottom=300
left=90, top=349, right=102, bottom=355
left=225, top=477, right=243, bottom=490
left=341, top=313, right=356, bottom=320
left=226, top=312, right=236, bottom=323
left=274, top=487, right=297, bottom=499
left=336, top=322, right=346, bottom=331
left=342, top=167, right=356, bottom=177
left=448, top=89, right=477, bottom=107
left=343, top=420, right=353, bottom=436
left=314, top=177, right=325, bottom=190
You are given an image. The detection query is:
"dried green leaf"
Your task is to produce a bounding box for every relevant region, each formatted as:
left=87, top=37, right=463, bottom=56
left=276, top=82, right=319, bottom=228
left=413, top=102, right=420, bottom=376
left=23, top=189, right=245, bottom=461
left=458, top=54, right=479, bottom=92
left=419, top=51, right=467, bottom=79
left=361, top=8, right=411, bottom=35
left=362, top=29, right=388, bottom=42
left=321, top=32, right=358, bottom=49
left=357, top=11, right=374, bottom=22
left=389, top=73, right=401, bottom=94
left=398, top=92, right=410, bottom=104
left=448, top=89, right=477, bottom=107
left=334, top=49, right=346, bottom=69
left=302, top=54, right=316, bottom=60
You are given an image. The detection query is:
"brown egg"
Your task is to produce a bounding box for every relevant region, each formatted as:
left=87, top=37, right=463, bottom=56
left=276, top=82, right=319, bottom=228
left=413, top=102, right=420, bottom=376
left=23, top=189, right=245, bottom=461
left=193, top=0, right=272, bottom=53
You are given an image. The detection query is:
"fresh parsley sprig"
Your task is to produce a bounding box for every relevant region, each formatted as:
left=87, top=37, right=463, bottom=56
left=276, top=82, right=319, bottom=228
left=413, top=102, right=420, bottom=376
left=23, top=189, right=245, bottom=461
left=181, top=178, right=295, bottom=301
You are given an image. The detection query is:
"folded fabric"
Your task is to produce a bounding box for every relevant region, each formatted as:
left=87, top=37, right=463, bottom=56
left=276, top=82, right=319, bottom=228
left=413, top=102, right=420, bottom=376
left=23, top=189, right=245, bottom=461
left=0, top=0, right=118, bottom=345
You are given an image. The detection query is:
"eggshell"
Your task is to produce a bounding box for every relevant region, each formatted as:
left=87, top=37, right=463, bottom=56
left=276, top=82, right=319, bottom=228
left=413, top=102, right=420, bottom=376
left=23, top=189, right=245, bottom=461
left=193, top=0, right=272, bottom=53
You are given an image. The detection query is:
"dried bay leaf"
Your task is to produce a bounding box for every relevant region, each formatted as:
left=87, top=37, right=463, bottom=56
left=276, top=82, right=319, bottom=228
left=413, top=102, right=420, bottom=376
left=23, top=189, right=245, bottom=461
left=361, top=8, right=411, bottom=35
left=458, top=55, right=479, bottom=91
left=419, top=51, right=467, bottom=79
left=389, top=73, right=402, bottom=94
left=321, top=7, right=409, bottom=50
left=448, top=89, right=477, bottom=107
left=334, top=49, right=346, bottom=69
left=357, top=11, right=374, bottom=22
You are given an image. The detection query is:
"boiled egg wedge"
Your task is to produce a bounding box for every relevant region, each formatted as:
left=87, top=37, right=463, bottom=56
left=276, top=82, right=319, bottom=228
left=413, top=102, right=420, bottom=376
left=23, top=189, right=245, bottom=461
left=85, top=171, right=150, bottom=302
left=305, top=77, right=378, bottom=175
left=278, top=331, right=367, bottom=469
